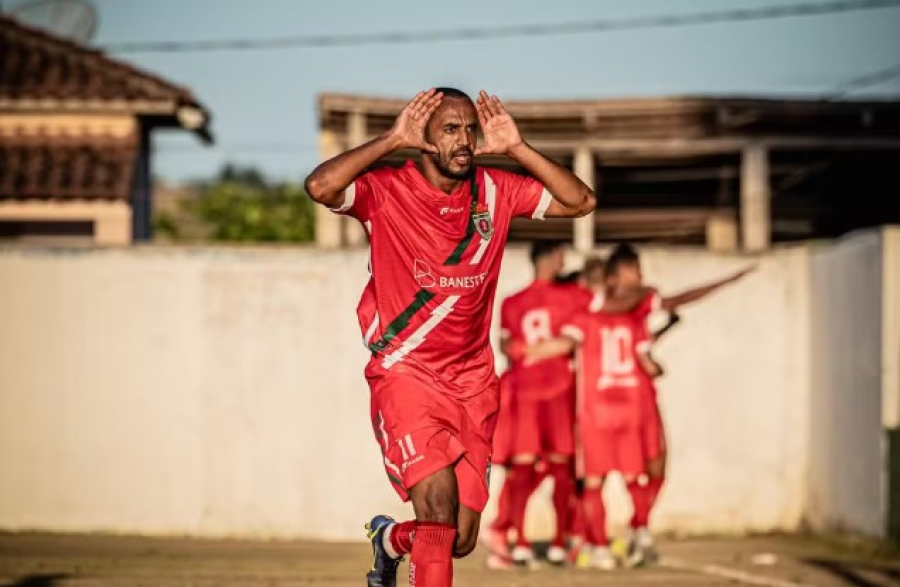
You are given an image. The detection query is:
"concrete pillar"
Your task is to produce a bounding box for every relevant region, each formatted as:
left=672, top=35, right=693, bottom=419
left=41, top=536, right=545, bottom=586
left=572, top=146, right=595, bottom=253
left=344, top=110, right=368, bottom=247
left=883, top=226, right=900, bottom=430
left=95, top=205, right=132, bottom=246
left=315, top=129, right=343, bottom=248
left=740, top=144, right=771, bottom=252
left=706, top=210, right=738, bottom=252
left=882, top=227, right=900, bottom=541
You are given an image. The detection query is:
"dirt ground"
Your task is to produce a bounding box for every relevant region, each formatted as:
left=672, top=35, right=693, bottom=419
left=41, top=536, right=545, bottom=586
left=1, top=532, right=899, bottom=587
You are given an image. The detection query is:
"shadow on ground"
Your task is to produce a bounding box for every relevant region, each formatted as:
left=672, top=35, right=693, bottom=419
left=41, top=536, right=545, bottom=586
left=0, top=574, right=71, bottom=587
left=803, top=557, right=900, bottom=587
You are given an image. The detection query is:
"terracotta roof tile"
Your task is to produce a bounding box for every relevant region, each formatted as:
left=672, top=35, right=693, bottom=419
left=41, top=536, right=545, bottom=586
left=0, top=14, right=207, bottom=113
left=0, top=129, right=137, bottom=200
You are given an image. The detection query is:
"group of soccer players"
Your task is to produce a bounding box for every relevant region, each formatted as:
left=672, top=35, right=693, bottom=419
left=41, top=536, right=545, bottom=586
left=485, top=241, right=752, bottom=571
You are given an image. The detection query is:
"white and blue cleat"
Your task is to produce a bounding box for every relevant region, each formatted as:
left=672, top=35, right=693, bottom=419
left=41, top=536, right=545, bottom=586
left=365, top=515, right=402, bottom=587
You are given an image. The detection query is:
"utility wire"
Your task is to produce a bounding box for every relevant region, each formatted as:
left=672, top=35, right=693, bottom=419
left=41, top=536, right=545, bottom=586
left=102, top=0, right=900, bottom=54
left=825, top=61, right=900, bottom=99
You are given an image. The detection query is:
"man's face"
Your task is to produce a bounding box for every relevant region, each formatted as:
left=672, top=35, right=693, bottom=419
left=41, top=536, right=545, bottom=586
left=584, top=266, right=606, bottom=289
left=547, top=248, right=565, bottom=276
left=425, top=98, right=478, bottom=180
left=614, top=260, right=643, bottom=288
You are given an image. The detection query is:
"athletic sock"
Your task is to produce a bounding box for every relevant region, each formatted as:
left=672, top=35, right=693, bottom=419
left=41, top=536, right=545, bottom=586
left=509, top=463, right=538, bottom=546
left=490, top=474, right=513, bottom=531
left=408, top=522, right=456, bottom=587
left=385, top=519, right=416, bottom=558
left=626, top=479, right=650, bottom=529
left=548, top=461, right=574, bottom=546
left=646, top=475, right=665, bottom=513
left=582, top=487, right=609, bottom=547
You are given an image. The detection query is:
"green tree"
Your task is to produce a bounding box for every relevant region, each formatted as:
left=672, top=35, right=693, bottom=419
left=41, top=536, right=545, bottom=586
left=187, top=164, right=316, bottom=243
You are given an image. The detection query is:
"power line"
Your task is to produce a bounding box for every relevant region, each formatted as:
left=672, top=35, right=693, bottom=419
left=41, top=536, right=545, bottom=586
left=826, top=61, right=900, bottom=99
left=103, top=0, right=900, bottom=54
left=156, top=142, right=317, bottom=154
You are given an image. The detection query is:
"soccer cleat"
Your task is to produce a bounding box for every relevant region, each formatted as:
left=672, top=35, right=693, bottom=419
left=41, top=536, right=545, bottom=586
left=574, top=545, right=593, bottom=569
left=485, top=552, right=515, bottom=570
left=365, top=515, right=402, bottom=587
left=590, top=546, right=617, bottom=571
left=626, top=527, right=658, bottom=568
left=481, top=527, right=512, bottom=560
left=546, top=544, right=568, bottom=565
left=511, top=544, right=538, bottom=569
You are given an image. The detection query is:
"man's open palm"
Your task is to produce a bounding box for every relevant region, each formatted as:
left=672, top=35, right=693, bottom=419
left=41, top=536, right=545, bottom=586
left=390, top=89, right=442, bottom=153
left=475, top=91, right=523, bottom=156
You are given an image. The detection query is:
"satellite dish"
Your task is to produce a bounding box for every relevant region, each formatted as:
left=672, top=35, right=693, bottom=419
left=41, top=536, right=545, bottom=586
left=8, top=0, right=98, bottom=44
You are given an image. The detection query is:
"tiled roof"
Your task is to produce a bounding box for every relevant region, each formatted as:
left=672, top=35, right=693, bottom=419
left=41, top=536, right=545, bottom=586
left=0, top=14, right=212, bottom=141
left=0, top=129, right=137, bottom=200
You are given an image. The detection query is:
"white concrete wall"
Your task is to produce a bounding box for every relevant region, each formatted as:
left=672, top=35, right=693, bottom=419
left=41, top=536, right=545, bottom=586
left=806, top=231, right=886, bottom=537
left=0, top=243, right=817, bottom=539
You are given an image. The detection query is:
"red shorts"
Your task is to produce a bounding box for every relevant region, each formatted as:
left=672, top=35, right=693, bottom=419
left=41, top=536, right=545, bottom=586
left=578, top=424, right=645, bottom=479
left=640, top=387, right=666, bottom=460
left=367, top=368, right=500, bottom=513
left=510, top=391, right=575, bottom=458
left=491, top=373, right=514, bottom=465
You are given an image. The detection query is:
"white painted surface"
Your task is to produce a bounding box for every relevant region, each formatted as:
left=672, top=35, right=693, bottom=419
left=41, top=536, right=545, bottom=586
left=0, top=235, right=884, bottom=539
left=806, top=231, right=885, bottom=537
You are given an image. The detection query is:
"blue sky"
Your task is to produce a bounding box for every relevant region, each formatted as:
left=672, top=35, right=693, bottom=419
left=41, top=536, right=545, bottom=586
left=25, top=0, right=900, bottom=182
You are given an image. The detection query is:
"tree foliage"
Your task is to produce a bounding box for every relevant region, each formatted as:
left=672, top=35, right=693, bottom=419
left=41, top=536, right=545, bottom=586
left=183, top=164, right=316, bottom=243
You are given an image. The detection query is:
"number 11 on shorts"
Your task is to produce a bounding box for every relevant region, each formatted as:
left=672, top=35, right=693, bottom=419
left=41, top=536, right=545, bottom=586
left=398, top=434, right=417, bottom=461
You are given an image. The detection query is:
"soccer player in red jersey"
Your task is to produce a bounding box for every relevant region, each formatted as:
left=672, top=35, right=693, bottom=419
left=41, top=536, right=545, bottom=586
left=602, top=243, right=754, bottom=566
left=495, top=240, right=581, bottom=566
left=525, top=303, right=660, bottom=569
left=305, top=88, right=595, bottom=587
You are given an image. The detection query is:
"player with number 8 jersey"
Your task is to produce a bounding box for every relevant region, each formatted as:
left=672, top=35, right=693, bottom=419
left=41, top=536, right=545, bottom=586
left=305, top=87, right=595, bottom=587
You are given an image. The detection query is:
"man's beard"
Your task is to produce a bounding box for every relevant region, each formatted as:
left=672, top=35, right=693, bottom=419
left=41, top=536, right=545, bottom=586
left=430, top=149, right=473, bottom=180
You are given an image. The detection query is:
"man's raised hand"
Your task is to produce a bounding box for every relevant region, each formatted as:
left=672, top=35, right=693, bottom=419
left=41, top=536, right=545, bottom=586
left=389, top=89, right=442, bottom=153
left=474, top=91, right=523, bottom=156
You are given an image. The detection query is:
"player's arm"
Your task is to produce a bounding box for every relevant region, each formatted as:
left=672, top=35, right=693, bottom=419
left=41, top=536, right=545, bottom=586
left=637, top=351, right=665, bottom=378
left=304, top=89, right=443, bottom=208
left=523, top=336, right=578, bottom=362
left=600, top=286, right=658, bottom=314
left=498, top=298, right=523, bottom=361
left=474, top=91, right=595, bottom=219
left=651, top=312, right=681, bottom=342
left=660, top=265, right=756, bottom=312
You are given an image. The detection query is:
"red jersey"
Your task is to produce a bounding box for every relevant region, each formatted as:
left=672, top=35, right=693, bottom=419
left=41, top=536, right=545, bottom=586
left=561, top=311, right=651, bottom=430
left=335, top=161, right=552, bottom=398
left=500, top=280, right=584, bottom=400
left=632, top=290, right=662, bottom=322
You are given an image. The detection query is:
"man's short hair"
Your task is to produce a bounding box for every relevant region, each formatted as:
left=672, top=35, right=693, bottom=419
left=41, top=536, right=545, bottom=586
left=555, top=270, right=581, bottom=284
left=530, top=240, right=565, bottom=265
left=434, top=87, right=472, bottom=103
left=605, top=243, right=640, bottom=276
left=583, top=256, right=605, bottom=276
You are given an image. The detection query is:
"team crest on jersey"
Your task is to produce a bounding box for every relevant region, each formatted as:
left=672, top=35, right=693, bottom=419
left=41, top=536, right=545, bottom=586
left=473, top=204, right=493, bottom=241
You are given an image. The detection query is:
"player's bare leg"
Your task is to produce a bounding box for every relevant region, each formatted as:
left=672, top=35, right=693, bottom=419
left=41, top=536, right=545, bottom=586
left=579, top=476, right=616, bottom=570
left=507, top=454, right=539, bottom=565
left=546, top=453, right=575, bottom=565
